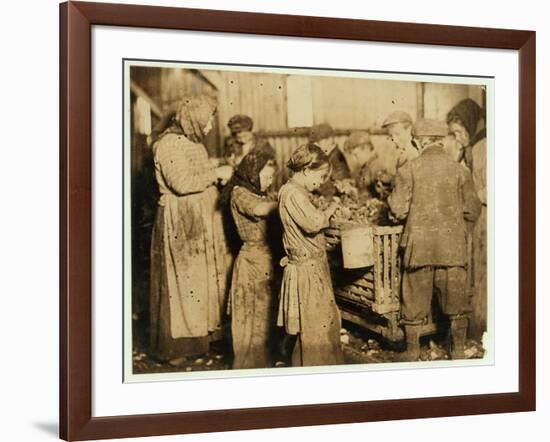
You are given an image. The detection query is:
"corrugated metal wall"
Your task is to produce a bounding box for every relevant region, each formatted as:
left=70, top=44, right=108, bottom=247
left=215, top=70, right=289, bottom=136
left=213, top=71, right=423, bottom=137
left=130, top=66, right=484, bottom=171
left=310, top=77, right=419, bottom=129
left=262, top=132, right=396, bottom=189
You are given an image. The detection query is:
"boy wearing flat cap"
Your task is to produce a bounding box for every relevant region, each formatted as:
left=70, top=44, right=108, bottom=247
left=382, top=111, right=421, bottom=168
left=344, top=131, right=393, bottom=202
left=355, top=111, right=420, bottom=199
left=309, top=123, right=351, bottom=196
left=224, top=114, right=274, bottom=166
left=388, top=119, right=481, bottom=361
left=343, top=130, right=377, bottom=180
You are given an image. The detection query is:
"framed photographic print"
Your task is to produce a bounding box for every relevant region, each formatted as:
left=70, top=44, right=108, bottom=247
left=60, top=1, right=536, bottom=440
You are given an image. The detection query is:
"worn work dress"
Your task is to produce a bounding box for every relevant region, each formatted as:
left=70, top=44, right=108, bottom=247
left=228, top=186, right=277, bottom=369
left=149, top=133, right=233, bottom=361
left=471, top=137, right=487, bottom=338
left=277, top=181, right=344, bottom=367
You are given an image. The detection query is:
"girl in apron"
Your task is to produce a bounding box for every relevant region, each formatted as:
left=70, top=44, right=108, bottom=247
left=277, top=143, right=344, bottom=367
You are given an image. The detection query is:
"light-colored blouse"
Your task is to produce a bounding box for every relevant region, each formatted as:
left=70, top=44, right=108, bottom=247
left=153, top=133, right=216, bottom=203
left=278, top=180, right=330, bottom=262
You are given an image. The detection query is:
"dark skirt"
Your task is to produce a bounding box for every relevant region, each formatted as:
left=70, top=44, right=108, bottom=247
left=229, top=243, right=276, bottom=369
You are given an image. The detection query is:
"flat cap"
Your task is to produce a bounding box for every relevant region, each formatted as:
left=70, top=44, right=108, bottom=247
left=227, top=114, right=253, bottom=133
left=344, top=131, right=372, bottom=152
left=382, top=111, right=413, bottom=128
left=309, top=123, right=334, bottom=142
left=413, top=119, right=448, bottom=137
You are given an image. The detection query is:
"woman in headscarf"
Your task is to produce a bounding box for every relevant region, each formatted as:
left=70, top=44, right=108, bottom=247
left=149, top=95, right=234, bottom=365
left=222, top=150, right=279, bottom=369
left=447, top=98, right=487, bottom=339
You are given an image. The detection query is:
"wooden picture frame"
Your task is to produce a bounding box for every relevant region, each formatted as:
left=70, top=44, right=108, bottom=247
left=59, top=1, right=536, bottom=440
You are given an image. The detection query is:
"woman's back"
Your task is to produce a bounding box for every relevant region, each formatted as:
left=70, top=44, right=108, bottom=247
left=153, top=133, right=215, bottom=198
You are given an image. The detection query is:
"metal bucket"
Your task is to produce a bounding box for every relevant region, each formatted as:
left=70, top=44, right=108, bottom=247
left=340, top=224, right=374, bottom=269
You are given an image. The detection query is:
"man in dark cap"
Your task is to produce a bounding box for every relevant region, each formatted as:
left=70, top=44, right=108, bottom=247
left=388, top=119, right=481, bottom=361
left=309, top=123, right=351, bottom=196
left=224, top=114, right=274, bottom=166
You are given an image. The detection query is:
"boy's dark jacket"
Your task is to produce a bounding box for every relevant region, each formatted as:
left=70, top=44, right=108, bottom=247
left=388, top=144, right=481, bottom=268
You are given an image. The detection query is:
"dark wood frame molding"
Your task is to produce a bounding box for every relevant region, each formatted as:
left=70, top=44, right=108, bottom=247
left=60, top=2, right=536, bottom=440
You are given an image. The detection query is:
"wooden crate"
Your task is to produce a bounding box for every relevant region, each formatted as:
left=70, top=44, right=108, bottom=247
left=327, top=222, right=446, bottom=341
left=326, top=222, right=405, bottom=342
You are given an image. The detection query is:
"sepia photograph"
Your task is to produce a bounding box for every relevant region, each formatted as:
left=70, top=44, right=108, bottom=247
left=124, top=60, right=492, bottom=380
left=53, top=2, right=537, bottom=439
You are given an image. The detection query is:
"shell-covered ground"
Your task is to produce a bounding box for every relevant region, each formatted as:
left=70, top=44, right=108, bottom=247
left=132, top=318, right=485, bottom=375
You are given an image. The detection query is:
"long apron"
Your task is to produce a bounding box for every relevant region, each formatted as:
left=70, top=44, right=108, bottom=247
left=149, top=187, right=232, bottom=360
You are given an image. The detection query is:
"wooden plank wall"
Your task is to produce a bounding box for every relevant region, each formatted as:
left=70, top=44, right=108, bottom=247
left=262, top=132, right=397, bottom=189
left=214, top=70, right=289, bottom=148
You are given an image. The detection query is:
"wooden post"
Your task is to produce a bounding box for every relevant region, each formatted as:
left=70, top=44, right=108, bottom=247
left=374, top=235, right=383, bottom=304
left=383, top=234, right=390, bottom=305
left=416, top=82, right=425, bottom=120
left=391, top=233, right=399, bottom=304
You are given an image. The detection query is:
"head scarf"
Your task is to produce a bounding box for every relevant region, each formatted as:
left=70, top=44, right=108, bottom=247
left=148, top=95, right=217, bottom=148
left=447, top=98, right=486, bottom=145
left=220, top=149, right=276, bottom=206
left=177, top=95, right=218, bottom=143
left=447, top=98, right=486, bottom=170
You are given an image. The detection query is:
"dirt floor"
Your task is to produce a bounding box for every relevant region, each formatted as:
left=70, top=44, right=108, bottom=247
left=132, top=319, right=485, bottom=375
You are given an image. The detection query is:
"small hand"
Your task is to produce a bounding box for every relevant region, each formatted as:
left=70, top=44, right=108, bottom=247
left=215, top=165, right=234, bottom=186
left=325, top=202, right=340, bottom=218
left=208, top=157, right=221, bottom=168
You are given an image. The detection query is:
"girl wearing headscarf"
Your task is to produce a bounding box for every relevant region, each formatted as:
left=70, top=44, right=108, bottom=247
left=149, top=95, right=234, bottom=364
left=223, top=150, right=279, bottom=369
left=447, top=98, right=487, bottom=339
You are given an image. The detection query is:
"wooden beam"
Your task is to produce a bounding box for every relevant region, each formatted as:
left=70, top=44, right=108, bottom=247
left=416, top=82, right=425, bottom=119
left=130, top=80, right=163, bottom=117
